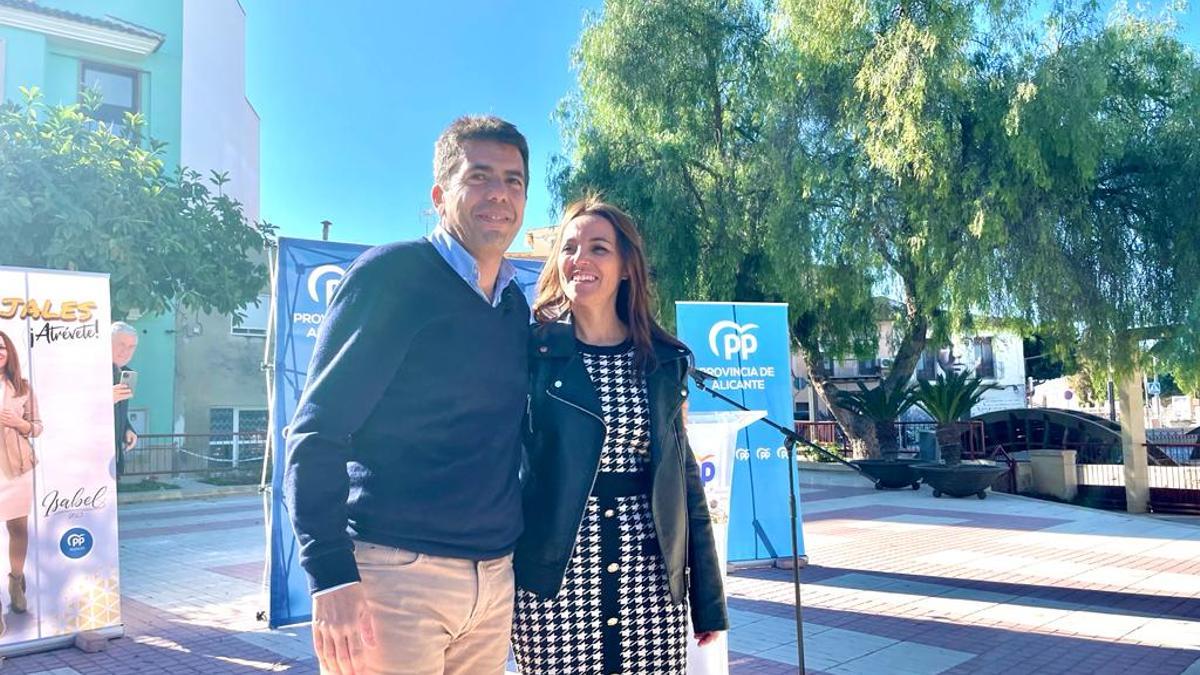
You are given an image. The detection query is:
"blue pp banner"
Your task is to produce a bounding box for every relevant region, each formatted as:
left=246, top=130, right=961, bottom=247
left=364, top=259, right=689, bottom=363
left=267, top=237, right=542, bottom=627
left=268, top=237, right=369, bottom=627
left=675, top=302, right=804, bottom=562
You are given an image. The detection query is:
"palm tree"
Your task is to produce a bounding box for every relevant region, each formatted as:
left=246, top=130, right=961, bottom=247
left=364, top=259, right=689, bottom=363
left=912, top=370, right=998, bottom=465
left=835, top=382, right=917, bottom=460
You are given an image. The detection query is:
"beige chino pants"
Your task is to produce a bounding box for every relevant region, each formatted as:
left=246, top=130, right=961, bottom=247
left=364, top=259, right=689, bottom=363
left=351, top=542, right=515, bottom=675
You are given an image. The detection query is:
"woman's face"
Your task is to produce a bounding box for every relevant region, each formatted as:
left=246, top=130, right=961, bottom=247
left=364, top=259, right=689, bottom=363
left=0, top=340, right=7, bottom=371
left=556, top=214, right=626, bottom=314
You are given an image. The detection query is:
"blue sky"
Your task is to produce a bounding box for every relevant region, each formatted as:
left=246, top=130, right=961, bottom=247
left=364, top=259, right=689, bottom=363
left=244, top=1, right=1197, bottom=251
left=244, top=0, right=600, bottom=250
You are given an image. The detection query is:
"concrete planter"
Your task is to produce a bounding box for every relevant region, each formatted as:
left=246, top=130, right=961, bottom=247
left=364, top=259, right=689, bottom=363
left=851, top=459, right=923, bottom=490
left=914, top=462, right=1009, bottom=499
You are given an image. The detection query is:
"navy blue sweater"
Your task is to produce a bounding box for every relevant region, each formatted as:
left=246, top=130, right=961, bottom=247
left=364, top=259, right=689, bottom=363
left=283, top=240, right=529, bottom=593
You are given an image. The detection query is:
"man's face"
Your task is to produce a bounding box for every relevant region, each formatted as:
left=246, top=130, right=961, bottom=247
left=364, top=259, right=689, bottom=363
left=113, top=333, right=138, bottom=367
left=431, top=139, right=527, bottom=261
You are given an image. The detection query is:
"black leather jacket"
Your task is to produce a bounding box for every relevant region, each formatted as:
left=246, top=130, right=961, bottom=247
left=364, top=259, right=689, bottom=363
left=514, top=321, right=729, bottom=633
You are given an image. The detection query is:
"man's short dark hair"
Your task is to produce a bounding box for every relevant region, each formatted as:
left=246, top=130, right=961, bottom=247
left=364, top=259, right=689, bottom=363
left=433, top=115, right=530, bottom=192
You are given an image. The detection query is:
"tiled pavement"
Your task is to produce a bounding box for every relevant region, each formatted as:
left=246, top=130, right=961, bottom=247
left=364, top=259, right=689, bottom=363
left=5, top=470, right=1200, bottom=673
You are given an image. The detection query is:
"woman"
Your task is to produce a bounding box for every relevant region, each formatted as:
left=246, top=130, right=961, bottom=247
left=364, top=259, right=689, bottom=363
left=0, top=330, right=40, bottom=633
left=512, top=196, right=727, bottom=674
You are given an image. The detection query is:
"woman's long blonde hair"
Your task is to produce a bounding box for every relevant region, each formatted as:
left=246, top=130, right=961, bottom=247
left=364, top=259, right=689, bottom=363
left=532, top=194, right=687, bottom=371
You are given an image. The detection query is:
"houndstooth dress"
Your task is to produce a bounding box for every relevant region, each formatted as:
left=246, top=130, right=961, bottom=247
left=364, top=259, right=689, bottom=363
left=512, top=341, right=689, bottom=675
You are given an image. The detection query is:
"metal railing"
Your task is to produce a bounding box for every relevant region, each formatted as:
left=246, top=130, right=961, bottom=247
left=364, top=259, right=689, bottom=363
left=793, top=421, right=849, bottom=457
left=1071, top=440, right=1200, bottom=514
left=791, top=420, right=986, bottom=461
left=121, top=432, right=268, bottom=478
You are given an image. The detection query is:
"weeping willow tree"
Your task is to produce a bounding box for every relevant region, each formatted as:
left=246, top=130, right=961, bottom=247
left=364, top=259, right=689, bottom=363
left=555, top=0, right=1200, bottom=457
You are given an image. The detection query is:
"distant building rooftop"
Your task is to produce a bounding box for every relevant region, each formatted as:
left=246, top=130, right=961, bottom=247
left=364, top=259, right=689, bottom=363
left=0, top=0, right=164, bottom=54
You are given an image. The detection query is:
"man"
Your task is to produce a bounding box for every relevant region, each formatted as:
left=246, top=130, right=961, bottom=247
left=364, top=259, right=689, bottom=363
left=284, top=115, right=531, bottom=675
left=111, top=321, right=139, bottom=476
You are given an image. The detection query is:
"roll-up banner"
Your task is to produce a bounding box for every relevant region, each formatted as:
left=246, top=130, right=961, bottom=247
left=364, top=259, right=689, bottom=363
left=675, top=302, right=804, bottom=563
left=0, top=267, right=121, bottom=655
left=685, top=410, right=765, bottom=675
left=266, top=237, right=543, bottom=627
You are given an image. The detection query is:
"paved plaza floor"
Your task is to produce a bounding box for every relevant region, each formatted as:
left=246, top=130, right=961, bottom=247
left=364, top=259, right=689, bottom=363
left=3, top=469, right=1200, bottom=673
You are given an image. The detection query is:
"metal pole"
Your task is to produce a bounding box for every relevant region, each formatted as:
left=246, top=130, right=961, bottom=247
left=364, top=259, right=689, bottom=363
left=786, top=436, right=806, bottom=671
left=321, top=220, right=332, bottom=241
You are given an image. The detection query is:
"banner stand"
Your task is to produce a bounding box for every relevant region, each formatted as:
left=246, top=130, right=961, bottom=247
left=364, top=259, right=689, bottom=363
left=0, top=625, right=123, bottom=659
left=0, top=266, right=122, bottom=657
left=685, top=410, right=765, bottom=675
left=675, top=302, right=804, bottom=564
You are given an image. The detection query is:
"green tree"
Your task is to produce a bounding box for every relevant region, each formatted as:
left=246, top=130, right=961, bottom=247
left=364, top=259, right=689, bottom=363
left=556, top=0, right=1200, bottom=457
left=552, top=0, right=785, bottom=310
left=0, top=88, right=274, bottom=319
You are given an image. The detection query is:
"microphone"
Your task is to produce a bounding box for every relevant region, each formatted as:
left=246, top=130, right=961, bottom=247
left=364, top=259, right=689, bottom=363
left=689, top=367, right=717, bottom=386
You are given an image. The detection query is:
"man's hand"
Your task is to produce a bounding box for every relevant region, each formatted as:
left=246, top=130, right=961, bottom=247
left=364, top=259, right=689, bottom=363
left=696, top=630, right=720, bottom=647
left=312, top=583, right=377, bottom=675
left=112, top=384, right=133, bottom=404
left=124, top=429, right=138, bottom=451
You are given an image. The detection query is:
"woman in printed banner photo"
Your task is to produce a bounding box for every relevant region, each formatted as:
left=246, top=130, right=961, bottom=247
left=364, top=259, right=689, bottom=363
left=512, top=195, right=728, bottom=674
left=0, top=330, right=41, bottom=633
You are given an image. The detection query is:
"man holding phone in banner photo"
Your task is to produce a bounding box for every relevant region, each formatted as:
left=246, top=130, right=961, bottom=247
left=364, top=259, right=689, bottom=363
left=110, top=322, right=139, bottom=477
left=284, top=115, right=531, bottom=675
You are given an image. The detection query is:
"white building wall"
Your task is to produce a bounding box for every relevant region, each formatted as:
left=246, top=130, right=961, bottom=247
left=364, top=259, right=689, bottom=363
left=180, top=0, right=260, bottom=220
left=953, top=330, right=1027, bottom=415
left=174, top=0, right=264, bottom=437
left=790, top=327, right=1029, bottom=418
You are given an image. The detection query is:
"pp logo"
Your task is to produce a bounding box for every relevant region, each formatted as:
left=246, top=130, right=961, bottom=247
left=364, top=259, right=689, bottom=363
left=307, top=264, right=347, bottom=306
left=697, top=454, right=717, bottom=484
left=708, top=321, right=759, bottom=361
left=60, top=527, right=93, bottom=560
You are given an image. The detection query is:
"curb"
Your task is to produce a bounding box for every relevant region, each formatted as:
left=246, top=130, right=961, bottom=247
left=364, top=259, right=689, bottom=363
left=797, top=461, right=855, bottom=473
left=994, top=488, right=1200, bottom=528
left=117, top=484, right=260, bottom=505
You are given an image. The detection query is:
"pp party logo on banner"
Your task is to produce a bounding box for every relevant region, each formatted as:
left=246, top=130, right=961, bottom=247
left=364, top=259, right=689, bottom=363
left=306, top=264, right=347, bottom=306
left=60, top=528, right=94, bottom=560
left=708, top=320, right=759, bottom=361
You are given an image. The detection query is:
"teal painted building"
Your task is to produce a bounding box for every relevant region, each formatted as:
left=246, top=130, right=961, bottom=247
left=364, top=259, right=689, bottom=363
left=1, top=1, right=186, bottom=436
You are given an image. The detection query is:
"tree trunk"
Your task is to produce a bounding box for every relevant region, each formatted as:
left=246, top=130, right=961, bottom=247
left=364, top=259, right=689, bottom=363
left=798, top=312, right=930, bottom=461
left=876, top=420, right=902, bottom=459
left=807, top=365, right=880, bottom=459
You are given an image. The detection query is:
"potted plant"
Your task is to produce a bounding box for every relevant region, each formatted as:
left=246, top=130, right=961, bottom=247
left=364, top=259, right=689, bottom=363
left=836, top=383, right=922, bottom=490
left=911, top=370, right=1007, bottom=498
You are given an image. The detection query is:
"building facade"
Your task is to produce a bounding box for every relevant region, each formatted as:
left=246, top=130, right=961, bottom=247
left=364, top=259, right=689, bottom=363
left=1, top=0, right=264, bottom=450
left=791, top=322, right=1028, bottom=421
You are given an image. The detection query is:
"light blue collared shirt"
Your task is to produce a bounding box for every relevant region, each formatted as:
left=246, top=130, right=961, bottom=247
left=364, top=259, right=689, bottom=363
left=427, top=225, right=517, bottom=307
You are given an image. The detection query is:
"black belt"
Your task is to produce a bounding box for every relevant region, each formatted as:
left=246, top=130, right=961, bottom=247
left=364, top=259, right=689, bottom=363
left=593, top=470, right=651, bottom=498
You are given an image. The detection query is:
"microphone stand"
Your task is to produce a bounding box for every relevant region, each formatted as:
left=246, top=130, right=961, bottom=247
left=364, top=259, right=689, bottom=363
left=689, top=371, right=865, bottom=673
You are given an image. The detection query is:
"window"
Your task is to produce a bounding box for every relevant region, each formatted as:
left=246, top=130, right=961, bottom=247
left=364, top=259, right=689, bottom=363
left=916, top=350, right=938, bottom=381
left=232, top=294, right=270, bottom=337
left=80, top=62, right=139, bottom=129
left=128, top=409, right=148, bottom=437
left=857, top=359, right=881, bottom=377
left=208, top=407, right=268, bottom=467
left=972, top=337, right=996, bottom=379
left=917, top=346, right=957, bottom=380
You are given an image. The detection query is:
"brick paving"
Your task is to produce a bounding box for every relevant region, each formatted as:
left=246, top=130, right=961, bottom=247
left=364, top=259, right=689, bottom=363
left=2, top=470, right=1199, bottom=673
